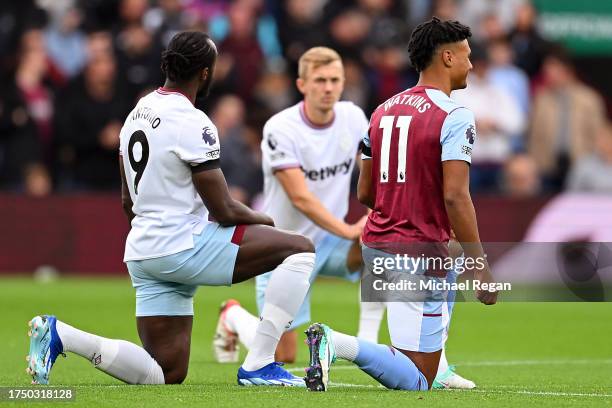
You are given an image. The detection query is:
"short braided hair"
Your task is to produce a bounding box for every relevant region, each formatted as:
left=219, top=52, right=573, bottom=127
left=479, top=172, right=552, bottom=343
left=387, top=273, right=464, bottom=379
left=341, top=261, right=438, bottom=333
left=161, top=31, right=217, bottom=82
left=407, top=17, right=472, bottom=72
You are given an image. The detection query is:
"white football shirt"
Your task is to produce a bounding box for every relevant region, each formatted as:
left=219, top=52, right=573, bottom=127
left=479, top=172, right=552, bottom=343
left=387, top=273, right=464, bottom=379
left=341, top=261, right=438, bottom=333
left=119, top=88, right=221, bottom=261
left=261, top=101, right=368, bottom=246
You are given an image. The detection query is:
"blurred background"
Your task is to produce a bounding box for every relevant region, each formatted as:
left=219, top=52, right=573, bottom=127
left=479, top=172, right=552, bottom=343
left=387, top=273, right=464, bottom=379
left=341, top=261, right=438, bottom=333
left=1, top=0, right=611, bottom=274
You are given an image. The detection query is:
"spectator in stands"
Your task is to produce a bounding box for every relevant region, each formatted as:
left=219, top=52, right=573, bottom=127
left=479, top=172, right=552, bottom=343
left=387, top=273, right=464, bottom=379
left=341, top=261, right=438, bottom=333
left=488, top=34, right=530, bottom=156
left=55, top=42, right=129, bottom=190
left=209, top=0, right=282, bottom=60
left=452, top=45, right=526, bottom=192
left=487, top=36, right=530, bottom=116
left=0, top=71, right=46, bottom=196
left=429, top=0, right=458, bottom=21
left=116, top=0, right=148, bottom=27
left=457, top=0, right=525, bottom=40
left=509, top=1, right=550, bottom=79
left=477, top=13, right=506, bottom=43
left=503, top=154, right=541, bottom=198
left=15, top=29, right=56, bottom=167
left=252, top=68, right=294, bottom=113
left=43, top=1, right=87, bottom=79
left=342, top=59, right=371, bottom=110
left=566, top=123, right=612, bottom=193
left=358, top=0, right=408, bottom=50
left=0, top=28, right=53, bottom=196
left=277, top=0, right=328, bottom=70
left=528, top=47, right=606, bottom=191
left=0, top=2, right=47, bottom=77
left=114, top=0, right=163, bottom=103
left=23, top=163, right=52, bottom=196
left=210, top=94, right=263, bottom=204
left=328, top=8, right=371, bottom=63
left=114, top=22, right=163, bottom=102
left=359, top=0, right=414, bottom=110
left=216, top=1, right=265, bottom=103
left=364, top=39, right=416, bottom=112
left=144, top=0, right=196, bottom=47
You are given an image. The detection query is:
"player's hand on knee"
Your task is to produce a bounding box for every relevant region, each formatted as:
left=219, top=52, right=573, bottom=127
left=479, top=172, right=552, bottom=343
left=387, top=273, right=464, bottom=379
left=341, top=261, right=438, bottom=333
left=259, top=213, right=275, bottom=227
left=343, top=218, right=366, bottom=240
left=474, top=264, right=498, bottom=305
left=476, top=289, right=498, bottom=305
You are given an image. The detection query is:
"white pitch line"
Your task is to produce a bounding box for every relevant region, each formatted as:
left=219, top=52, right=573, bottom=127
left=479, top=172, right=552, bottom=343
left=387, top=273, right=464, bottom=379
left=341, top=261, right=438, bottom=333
left=457, top=359, right=612, bottom=367
left=329, top=384, right=612, bottom=398
left=329, top=382, right=381, bottom=388
left=288, top=365, right=355, bottom=373
left=289, top=358, right=612, bottom=373
left=453, top=389, right=612, bottom=398
left=64, top=384, right=612, bottom=397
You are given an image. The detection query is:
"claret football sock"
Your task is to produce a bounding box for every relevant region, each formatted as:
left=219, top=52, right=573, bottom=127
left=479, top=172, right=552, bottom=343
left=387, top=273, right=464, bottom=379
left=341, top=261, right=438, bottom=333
left=56, top=320, right=164, bottom=384
left=242, top=252, right=315, bottom=371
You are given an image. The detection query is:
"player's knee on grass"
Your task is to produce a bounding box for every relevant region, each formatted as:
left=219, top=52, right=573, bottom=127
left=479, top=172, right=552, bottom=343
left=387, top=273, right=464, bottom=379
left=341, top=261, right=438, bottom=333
left=154, top=350, right=190, bottom=384
left=163, top=364, right=188, bottom=384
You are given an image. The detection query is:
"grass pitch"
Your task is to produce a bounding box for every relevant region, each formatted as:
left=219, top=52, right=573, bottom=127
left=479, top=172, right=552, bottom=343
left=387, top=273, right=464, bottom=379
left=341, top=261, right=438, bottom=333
left=1, top=276, right=611, bottom=407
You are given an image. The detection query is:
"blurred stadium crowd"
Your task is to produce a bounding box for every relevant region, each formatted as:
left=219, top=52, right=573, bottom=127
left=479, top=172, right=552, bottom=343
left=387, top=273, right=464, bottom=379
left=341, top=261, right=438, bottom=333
left=1, top=0, right=611, bottom=203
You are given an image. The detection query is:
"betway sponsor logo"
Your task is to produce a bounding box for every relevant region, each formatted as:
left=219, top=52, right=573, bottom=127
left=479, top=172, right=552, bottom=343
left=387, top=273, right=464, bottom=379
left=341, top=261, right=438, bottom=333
left=301, top=158, right=353, bottom=181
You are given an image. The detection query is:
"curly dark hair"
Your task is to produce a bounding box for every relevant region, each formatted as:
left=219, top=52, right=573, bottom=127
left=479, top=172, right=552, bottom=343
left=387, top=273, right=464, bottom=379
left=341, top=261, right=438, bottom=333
left=407, top=17, right=472, bottom=72
left=160, top=31, right=217, bottom=83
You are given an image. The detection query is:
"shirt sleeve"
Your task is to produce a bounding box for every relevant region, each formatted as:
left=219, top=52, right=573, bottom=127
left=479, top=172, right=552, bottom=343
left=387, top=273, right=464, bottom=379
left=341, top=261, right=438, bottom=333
left=350, top=104, right=371, bottom=159
left=440, top=107, right=476, bottom=163
left=174, top=115, right=221, bottom=166
left=261, top=120, right=300, bottom=171
left=361, top=131, right=372, bottom=160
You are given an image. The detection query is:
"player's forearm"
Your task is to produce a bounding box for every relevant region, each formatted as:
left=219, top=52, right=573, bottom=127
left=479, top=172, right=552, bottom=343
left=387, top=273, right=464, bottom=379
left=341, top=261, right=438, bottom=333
left=292, top=194, right=351, bottom=238
left=357, top=177, right=374, bottom=208
left=444, top=193, right=484, bottom=259
left=357, top=158, right=374, bottom=208
left=218, top=199, right=273, bottom=227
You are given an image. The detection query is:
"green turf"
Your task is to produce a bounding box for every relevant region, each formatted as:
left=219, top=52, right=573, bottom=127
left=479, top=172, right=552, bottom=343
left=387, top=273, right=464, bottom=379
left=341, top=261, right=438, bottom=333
left=1, top=276, right=611, bottom=407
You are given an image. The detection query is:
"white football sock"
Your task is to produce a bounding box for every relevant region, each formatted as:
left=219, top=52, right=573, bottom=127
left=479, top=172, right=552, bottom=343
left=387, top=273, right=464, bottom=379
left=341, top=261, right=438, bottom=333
left=332, top=330, right=359, bottom=361
left=357, top=300, right=385, bottom=343
left=224, top=304, right=258, bottom=349
left=437, top=347, right=449, bottom=376
left=56, top=321, right=164, bottom=384
left=242, top=252, right=314, bottom=371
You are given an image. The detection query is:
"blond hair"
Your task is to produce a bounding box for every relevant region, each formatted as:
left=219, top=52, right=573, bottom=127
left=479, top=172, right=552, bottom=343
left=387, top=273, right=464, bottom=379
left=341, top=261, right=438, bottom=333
left=298, top=47, right=342, bottom=79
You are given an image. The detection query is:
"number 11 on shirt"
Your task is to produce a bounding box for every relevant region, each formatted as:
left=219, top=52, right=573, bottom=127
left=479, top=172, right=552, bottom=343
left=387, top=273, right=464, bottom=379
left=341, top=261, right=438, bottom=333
left=379, top=115, right=412, bottom=183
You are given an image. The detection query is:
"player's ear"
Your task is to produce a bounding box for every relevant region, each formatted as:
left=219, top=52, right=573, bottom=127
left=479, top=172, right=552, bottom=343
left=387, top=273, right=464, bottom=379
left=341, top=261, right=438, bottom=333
left=296, top=77, right=306, bottom=95
left=201, top=67, right=209, bottom=82
left=442, top=49, right=453, bottom=68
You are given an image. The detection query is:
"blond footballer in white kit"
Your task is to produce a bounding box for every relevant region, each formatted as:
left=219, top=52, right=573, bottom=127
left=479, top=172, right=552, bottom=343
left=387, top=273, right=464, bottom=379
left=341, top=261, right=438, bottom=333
left=214, top=47, right=382, bottom=364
